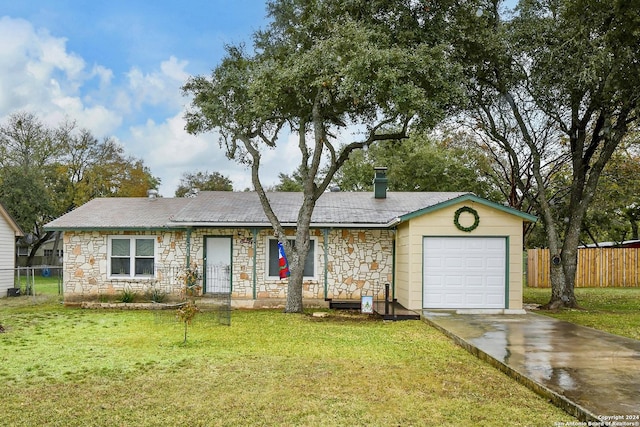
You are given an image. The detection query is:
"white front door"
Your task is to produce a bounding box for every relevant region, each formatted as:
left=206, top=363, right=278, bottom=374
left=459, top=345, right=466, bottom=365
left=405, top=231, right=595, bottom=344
left=204, top=237, right=232, bottom=294
left=423, top=237, right=506, bottom=309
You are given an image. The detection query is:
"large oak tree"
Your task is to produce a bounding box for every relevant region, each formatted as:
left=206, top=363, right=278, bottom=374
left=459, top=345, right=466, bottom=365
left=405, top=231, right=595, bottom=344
left=453, top=0, right=640, bottom=308
left=183, top=0, right=461, bottom=312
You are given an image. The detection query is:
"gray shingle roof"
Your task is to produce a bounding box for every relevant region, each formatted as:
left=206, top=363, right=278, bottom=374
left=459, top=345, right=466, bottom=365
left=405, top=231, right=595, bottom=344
left=45, top=190, right=471, bottom=230
left=45, top=197, right=190, bottom=229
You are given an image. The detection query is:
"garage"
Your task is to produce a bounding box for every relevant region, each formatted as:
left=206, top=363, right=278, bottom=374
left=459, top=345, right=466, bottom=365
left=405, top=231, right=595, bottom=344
left=423, top=237, right=507, bottom=309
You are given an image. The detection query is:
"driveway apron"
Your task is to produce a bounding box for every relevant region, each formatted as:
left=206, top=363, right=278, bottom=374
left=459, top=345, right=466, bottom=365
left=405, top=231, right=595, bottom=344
left=422, top=311, right=640, bottom=423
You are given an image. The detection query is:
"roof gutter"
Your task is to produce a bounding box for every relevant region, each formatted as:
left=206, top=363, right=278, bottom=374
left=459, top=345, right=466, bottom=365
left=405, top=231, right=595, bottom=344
left=44, top=218, right=405, bottom=232
left=167, top=219, right=403, bottom=229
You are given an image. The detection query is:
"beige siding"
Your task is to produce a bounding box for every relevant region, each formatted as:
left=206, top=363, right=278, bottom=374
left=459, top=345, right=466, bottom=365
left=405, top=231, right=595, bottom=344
left=395, top=202, right=525, bottom=311
left=393, top=223, right=411, bottom=307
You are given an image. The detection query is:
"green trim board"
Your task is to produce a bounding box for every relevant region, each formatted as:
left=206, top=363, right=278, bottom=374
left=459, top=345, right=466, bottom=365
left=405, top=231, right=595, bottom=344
left=391, top=235, right=396, bottom=300
left=323, top=228, right=329, bottom=300
left=505, top=236, right=510, bottom=309
left=399, top=194, right=537, bottom=224
left=186, top=228, right=192, bottom=267
left=252, top=228, right=258, bottom=299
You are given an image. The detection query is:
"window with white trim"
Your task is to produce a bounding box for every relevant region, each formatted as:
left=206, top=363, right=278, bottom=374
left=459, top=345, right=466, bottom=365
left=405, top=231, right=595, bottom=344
left=267, top=238, right=316, bottom=279
left=108, top=236, right=156, bottom=278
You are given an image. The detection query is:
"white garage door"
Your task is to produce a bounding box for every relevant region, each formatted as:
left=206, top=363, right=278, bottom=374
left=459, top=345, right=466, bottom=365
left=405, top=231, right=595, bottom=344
left=423, top=237, right=506, bottom=309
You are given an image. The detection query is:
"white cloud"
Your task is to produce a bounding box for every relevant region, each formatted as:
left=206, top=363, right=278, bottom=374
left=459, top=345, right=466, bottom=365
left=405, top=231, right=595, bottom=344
left=126, top=56, right=188, bottom=109
left=0, top=15, right=301, bottom=197
left=91, top=65, right=114, bottom=88
left=0, top=16, right=120, bottom=134
left=127, top=113, right=227, bottom=196
left=125, top=110, right=305, bottom=196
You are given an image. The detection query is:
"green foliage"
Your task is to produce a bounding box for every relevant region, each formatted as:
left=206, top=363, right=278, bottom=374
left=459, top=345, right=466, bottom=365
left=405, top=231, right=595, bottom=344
left=0, top=113, right=160, bottom=266
left=174, top=170, right=233, bottom=197
left=334, top=133, right=502, bottom=200
left=271, top=172, right=303, bottom=192
left=54, top=127, right=160, bottom=205
left=583, top=138, right=640, bottom=243
left=0, top=167, right=51, bottom=234
left=449, top=0, right=640, bottom=306
left=145, top=286, right=167, bottom=303
left=183, top=0, right=463, bottom=313
left=271, top=165, right=309, bottom=192
left=118, top=287, right=137, bottom=303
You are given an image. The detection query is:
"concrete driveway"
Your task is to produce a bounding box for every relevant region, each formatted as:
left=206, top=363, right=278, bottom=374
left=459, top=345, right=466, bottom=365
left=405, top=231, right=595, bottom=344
left=422, top=311, right=640, bottom=423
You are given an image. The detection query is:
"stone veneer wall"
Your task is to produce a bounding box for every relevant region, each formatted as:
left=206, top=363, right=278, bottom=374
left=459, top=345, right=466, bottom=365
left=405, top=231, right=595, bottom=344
left=62, top=227, right=395, bottom=303
left=325, top=229, right=394, bottom=300
left=62, top=230, right=187, bottom=301
left=186, top=227, right=394, bottom=301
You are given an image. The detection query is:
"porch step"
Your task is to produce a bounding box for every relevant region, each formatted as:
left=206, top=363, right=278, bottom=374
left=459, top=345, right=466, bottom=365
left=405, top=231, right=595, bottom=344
left=326, top=299, right=421, bottom=320
left=328, top=300, right=361, bottom=310
left=373, top=301, right=421, bottom=321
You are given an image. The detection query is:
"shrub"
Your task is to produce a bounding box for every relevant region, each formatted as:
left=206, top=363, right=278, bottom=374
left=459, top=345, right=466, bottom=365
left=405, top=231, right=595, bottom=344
left=145, top=286, right=167, bottom=303
left=118, top=287, right=137, bottom=303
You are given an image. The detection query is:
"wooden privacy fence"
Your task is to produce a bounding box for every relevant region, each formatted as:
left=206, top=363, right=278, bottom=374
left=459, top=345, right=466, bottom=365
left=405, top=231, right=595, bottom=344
left=527, top=248, right=640, bottom=288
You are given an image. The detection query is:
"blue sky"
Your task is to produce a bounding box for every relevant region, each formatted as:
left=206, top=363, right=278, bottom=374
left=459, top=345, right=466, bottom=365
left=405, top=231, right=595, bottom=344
left=1, top=1, right=518, bottom=197
left=0, top=0, right=287, bottom=195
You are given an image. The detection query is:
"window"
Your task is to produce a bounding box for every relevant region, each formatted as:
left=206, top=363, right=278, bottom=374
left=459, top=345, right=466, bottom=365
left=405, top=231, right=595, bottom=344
left=267, top=238, right=315, bottom=278
left=109, top=237, right=155, bottom=278
left=44, top=249, right=63, bottom=257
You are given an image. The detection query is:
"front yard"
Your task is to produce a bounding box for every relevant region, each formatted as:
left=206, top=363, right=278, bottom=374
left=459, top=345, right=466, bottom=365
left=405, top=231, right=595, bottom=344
left=524, top=287, right=640, bottom=340
left=0, top=297, right=573, bottom=426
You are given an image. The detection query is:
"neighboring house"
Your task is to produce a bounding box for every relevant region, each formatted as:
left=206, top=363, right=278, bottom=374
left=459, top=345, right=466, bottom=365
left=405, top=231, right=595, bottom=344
left=17, top=235, right=64, bottom=267
left=44, top=170, right=536, bottom=312
left=0, top=201, right=24, bottom=297
left=581, top=240, right=640, bottom=248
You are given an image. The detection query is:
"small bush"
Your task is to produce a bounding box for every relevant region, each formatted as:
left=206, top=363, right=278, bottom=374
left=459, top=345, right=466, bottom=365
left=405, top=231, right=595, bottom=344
left=145, top=287, right=167, bottom=303
left=118, top=287, right=137, bottom=303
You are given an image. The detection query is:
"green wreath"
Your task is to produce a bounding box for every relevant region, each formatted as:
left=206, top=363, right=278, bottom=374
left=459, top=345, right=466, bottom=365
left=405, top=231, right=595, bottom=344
left=454, top=206, right=480, bottom=232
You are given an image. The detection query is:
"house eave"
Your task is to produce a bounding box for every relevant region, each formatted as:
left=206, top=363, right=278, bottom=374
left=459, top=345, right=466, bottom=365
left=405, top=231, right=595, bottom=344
left=167, top=221, right=401, bottom=229
left=0, top=202, right=24, bottom=237
left=399, top=194, right=537, bottom=223
left=43, top=226, right=189, bottom=232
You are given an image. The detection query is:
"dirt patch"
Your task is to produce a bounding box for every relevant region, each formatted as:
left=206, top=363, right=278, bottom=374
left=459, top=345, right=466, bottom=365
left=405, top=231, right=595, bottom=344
left=307, top=309, right=379, bottom=323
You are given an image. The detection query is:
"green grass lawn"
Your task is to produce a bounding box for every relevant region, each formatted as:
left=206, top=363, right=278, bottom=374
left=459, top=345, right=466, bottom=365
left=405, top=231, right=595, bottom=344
left=14, top=274, right=62, bottom=296
left=0, top=299, right=574, bottom=427
left=524, top=287, right=640, bottom=340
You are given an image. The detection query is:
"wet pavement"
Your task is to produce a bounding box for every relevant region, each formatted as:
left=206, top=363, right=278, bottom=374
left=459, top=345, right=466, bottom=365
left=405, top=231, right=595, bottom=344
left=422, top=311, right=640, bottom=423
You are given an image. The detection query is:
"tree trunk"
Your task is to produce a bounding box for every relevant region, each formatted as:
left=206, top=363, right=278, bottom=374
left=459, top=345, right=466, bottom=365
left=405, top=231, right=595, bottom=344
left=548, top=261, right=566, bottom=309
left=285, top=261, right=305, bottom=313
left=284, top=201, right=314, bottom=313
left=49, top=231, right=62, bottom=265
